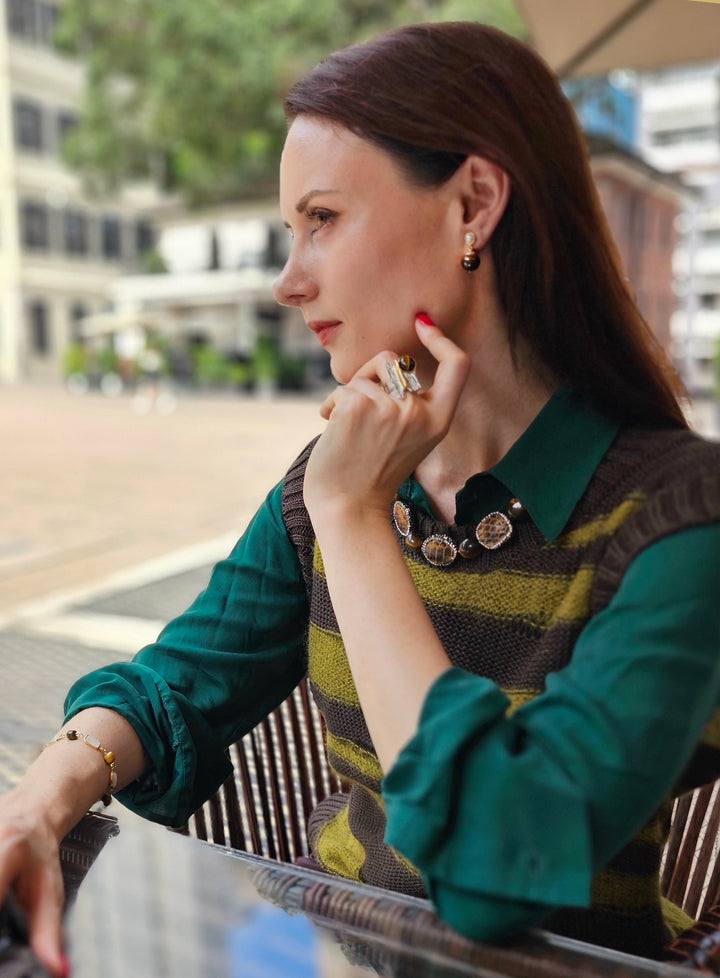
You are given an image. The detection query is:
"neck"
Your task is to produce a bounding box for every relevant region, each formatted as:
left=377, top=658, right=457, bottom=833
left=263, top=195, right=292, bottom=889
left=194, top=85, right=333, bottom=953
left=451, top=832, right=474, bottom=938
left=415, top=300, right=557, bottom=523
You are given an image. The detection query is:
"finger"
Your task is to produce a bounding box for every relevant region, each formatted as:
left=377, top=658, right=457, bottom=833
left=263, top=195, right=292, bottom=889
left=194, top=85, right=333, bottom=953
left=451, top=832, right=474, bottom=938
left=352, top=350, right=399, bottom=384
left=319, top=376, right=389, bottom=421
left=318, top=388, right=339, bottom=421
left=28, top=873, right=66, bottom=978
left=415, top=316, right=470, bottom=409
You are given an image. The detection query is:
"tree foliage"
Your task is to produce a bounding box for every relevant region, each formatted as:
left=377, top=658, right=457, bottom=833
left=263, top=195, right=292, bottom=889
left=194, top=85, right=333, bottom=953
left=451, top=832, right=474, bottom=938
left=55, top=0, right=524, bottom=205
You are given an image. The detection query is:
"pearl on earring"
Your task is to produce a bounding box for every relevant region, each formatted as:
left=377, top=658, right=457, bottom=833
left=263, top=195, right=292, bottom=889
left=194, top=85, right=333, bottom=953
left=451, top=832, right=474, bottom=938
left=461, top=231, right=480, bottom=271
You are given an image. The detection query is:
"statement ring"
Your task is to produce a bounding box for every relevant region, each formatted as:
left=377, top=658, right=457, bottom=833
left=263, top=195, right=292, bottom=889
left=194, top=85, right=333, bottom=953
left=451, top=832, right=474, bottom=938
left=383, top=355, right=423, bottom=399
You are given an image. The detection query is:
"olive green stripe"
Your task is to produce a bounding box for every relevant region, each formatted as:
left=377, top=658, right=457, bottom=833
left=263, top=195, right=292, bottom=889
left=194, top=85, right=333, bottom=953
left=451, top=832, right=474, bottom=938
left=403, top=561, right=596, bottom=626
left=590, top=868, right=662, bottom=911
left=308, top=622, right=360, bottom=707
left=327, top=731, right=384, bottom=786
left=315, top=532, right=597, bottom=626
left=555, top=495, right=645, bottom=547
left=313, top=804, right=365, bottom=881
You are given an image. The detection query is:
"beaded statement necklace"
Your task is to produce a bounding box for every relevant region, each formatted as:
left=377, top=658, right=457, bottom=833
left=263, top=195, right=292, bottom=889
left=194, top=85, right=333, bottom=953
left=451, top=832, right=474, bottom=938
left=392, top=495, right=527, bottom=568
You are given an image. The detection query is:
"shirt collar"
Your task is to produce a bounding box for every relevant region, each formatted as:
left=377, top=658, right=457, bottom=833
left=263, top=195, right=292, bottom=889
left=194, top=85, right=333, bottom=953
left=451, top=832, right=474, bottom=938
left=400, top=387, right=619, bottom=542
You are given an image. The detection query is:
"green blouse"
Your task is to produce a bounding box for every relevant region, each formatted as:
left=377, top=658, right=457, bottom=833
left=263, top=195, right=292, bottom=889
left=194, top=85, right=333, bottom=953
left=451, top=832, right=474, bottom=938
left=65, top=389, right=720, bottom=938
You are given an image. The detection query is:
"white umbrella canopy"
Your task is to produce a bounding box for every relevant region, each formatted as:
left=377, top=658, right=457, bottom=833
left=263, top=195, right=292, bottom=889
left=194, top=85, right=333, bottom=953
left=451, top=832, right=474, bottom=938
left=515, top=0, right=720, bottom=76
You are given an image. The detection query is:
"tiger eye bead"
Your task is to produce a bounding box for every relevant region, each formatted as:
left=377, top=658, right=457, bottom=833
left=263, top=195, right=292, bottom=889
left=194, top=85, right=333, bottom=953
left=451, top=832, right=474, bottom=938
left=475, top=511, right=513, bottom=550
left=392, top=499, right=411, bottom=538
left=508, top=497, right=526, bottom=521
left=406, top=532, right=424, bottom=549
left=398, top=354, right=416, bottom=373
left=421, top=534, right=457, bottom=567
left=459, top=538, right=482, bottom=559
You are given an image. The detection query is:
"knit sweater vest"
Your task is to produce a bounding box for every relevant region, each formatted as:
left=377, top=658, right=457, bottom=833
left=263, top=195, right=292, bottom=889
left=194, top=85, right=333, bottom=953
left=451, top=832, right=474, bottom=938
left=281, top=425, right=720, bottom=958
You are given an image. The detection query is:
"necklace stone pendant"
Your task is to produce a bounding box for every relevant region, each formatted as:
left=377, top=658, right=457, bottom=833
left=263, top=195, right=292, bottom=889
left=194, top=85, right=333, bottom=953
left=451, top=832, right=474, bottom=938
left=421, top=534, right=458, bottom=567
left=475, top=511, right=514, bottom=550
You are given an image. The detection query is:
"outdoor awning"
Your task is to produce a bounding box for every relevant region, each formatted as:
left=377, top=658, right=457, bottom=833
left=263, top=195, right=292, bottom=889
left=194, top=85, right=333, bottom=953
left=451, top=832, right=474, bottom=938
left=515, top=0, right=720, bottom=76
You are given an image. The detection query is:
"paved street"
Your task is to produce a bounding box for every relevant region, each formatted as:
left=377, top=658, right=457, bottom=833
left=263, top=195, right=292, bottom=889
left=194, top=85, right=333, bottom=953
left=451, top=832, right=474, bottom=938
left=0, top=383, right=718, bottom=802
left=0, top=383, right=324, bottom=796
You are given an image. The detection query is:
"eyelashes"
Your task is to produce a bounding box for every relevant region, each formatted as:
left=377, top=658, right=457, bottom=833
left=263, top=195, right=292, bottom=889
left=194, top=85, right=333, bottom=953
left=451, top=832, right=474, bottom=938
left=306, top=207, right=335, bottom=233
left=285, top=207, right=336, bottom=240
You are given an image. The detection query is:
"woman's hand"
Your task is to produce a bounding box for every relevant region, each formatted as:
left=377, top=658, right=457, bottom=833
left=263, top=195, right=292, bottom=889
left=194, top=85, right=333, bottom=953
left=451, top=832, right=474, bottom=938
left=304, top=316, right=470, bottom=528
left=0, top=796, right=67, bottom=977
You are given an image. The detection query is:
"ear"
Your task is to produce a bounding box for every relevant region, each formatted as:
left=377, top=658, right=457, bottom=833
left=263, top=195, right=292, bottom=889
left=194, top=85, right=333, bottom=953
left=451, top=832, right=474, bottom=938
left=455, top=156, right=510, bottom=249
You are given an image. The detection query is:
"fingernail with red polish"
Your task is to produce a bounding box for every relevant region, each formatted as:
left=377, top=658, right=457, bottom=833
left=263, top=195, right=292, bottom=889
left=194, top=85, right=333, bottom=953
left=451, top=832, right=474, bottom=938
left=415, top=312, right=435, bottom=327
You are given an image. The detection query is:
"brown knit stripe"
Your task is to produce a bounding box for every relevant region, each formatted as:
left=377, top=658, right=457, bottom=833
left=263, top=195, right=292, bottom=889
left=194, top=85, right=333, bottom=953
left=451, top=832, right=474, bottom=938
left=545, top=904, right=667, bottom=957
left=593, top=474, right=720, bottom=614
left=346, top=785, right=425, bottom=894
left=281, top=436, right=321, bottom=595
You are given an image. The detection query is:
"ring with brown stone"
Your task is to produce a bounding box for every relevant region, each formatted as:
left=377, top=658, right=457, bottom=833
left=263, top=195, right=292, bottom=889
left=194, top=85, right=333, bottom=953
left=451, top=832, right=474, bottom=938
left=383, top=355, right=423, bottom=399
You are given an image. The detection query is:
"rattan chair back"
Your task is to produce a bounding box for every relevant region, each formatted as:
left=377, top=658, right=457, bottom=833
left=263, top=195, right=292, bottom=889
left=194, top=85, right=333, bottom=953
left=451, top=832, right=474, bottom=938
left=181, top=679, right=343, bottom=862
left=663, top=781, right=720, bottom=918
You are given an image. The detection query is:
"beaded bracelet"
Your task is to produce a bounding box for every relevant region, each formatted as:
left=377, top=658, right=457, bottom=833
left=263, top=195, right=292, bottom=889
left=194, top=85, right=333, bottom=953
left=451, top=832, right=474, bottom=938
left=42, top=729, right=117, bottom=806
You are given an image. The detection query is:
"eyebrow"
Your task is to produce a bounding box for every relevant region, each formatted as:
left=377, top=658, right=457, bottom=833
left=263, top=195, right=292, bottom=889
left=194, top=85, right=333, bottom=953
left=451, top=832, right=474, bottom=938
left=295, top=189, right=340, bottom=214
left=282, top=189, right=341, bottom=230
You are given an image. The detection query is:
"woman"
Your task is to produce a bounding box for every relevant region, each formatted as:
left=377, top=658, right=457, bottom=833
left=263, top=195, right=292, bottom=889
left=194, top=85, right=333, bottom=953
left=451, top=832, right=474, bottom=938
left=2, top=22, right=720, bottom=976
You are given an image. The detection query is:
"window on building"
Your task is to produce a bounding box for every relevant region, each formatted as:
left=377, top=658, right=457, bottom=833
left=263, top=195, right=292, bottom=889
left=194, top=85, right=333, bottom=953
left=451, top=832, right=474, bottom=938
left=20, top=200, right=49, bottom=250
left=28, top=299, right=50, bottom=355
left=7, top=0, right=60, bottom=45
left=69, top=301, right=88, bottom=342
left=136, top=220, right=155, bottom=257
left=13, top=98, right=44, bottom=152
left=57, top=110, right=78, bottom=146
left=37, top=1, right=58, bottom=45
left=64, top=209, right=87, bottom=255
left=7, top=0, right=36, bottom=39
left=101, top=216, right=122, bottom=260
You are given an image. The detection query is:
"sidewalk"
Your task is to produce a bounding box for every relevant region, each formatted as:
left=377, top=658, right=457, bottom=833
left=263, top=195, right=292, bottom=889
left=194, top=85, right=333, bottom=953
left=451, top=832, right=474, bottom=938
left=0, top=383, right=325, bottom=796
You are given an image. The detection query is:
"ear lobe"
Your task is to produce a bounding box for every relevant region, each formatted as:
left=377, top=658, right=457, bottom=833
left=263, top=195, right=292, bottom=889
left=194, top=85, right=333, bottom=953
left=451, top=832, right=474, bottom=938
left=460, top=156, right=510, bottom=246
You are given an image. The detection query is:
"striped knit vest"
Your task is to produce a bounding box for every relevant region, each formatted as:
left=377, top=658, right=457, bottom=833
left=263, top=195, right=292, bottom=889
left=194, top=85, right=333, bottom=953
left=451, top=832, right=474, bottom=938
left=281, top=425, right=720, bottom=958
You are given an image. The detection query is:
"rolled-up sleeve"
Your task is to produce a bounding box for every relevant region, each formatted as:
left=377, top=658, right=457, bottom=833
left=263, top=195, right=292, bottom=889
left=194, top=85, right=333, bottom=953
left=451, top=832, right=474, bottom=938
left=383, top=522, right=720, bottom=940
left=64, top=480, right=308, bottom=826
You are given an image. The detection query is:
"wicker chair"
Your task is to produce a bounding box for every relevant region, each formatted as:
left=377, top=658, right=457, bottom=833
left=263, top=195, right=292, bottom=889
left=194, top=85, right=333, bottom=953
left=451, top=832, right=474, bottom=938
left=181, top=680, right=720, bottom=970
left=180, top=679, right=344, bottom=863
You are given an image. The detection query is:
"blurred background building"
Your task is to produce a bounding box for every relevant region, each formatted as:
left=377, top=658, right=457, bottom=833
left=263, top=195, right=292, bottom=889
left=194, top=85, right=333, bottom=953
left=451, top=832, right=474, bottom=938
left=0, top=0, right=164, bottom=385
left=1, top=0, right=719, bottom=400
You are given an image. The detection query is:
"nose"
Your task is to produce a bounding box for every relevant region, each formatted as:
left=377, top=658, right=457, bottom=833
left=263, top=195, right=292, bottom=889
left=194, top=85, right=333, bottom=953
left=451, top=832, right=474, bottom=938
left=273, top=252, right=318, bottom=308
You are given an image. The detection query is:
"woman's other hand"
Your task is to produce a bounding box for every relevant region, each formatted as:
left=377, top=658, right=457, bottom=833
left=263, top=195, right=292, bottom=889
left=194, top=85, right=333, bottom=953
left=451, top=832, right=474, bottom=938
left=0, top=795, right=67, bottom=977
left=304, top=315, right=469, bottom=527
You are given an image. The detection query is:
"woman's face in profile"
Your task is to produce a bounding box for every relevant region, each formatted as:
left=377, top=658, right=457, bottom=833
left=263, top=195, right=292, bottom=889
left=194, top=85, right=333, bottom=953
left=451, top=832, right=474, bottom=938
left=274, top=115, right=463, bottom=384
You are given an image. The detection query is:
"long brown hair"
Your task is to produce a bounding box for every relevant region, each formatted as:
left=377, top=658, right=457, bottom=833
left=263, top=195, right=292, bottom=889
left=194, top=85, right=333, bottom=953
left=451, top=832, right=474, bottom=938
left=284, top=22, right=687, bottom=429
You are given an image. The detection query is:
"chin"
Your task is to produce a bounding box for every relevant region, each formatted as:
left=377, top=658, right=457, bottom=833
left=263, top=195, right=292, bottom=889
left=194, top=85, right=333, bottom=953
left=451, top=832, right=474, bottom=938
left=328, top=353, right=357, bottom=386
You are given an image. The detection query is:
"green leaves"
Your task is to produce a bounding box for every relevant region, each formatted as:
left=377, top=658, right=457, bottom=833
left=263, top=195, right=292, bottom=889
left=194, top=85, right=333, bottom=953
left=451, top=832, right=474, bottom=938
left=57, top=0, right=523, bottom=205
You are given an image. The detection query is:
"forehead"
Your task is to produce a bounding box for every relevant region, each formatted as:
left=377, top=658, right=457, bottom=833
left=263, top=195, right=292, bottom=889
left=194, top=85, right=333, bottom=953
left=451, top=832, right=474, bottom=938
left=279, top=116, right=404, bottom=209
